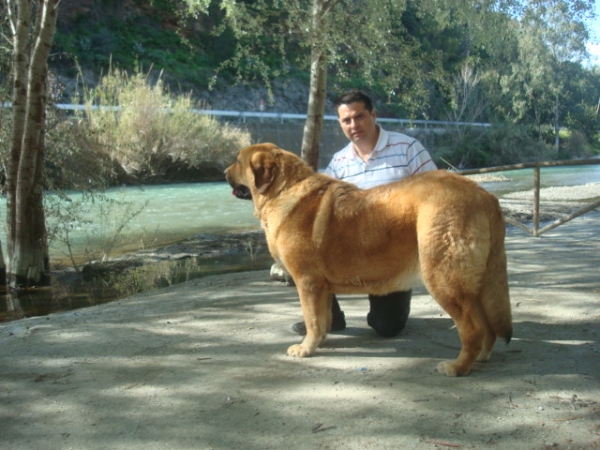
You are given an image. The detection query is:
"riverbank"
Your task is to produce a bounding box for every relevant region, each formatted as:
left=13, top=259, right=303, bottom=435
left=0, top=189, right=599, bottom=449
left=497, top=182, right=600, bottom=223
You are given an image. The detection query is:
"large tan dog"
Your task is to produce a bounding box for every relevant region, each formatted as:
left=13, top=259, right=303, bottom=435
left=226, top=143, right=512, bottom=376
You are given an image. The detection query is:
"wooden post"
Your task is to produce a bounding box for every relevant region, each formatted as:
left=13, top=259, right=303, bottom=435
left=533, top=166, right=541, bottom=237
left=537, top=199, right=600, bottom=235
left=458, top=159, right=600, bottom=237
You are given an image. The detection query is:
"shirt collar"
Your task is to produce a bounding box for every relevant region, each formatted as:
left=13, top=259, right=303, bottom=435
left=373, top=125, right=388, bottom=154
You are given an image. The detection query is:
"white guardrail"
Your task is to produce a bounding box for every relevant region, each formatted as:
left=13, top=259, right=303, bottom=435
left=1, top=102, right=492, bottom=128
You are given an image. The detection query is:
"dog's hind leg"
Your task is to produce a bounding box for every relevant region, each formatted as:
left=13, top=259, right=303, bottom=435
left=287, top=282, right=332, bottom=358
left=435, top=299, right=488, bottom=376
left=477, top=327, right=497, bottom=362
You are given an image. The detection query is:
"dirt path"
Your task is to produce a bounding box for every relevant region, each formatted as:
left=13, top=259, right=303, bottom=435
left=1, top=214, right=599, bottom=450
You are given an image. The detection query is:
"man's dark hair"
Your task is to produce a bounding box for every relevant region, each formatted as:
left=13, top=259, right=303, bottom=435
left=333, top=90, right=374, bottom=114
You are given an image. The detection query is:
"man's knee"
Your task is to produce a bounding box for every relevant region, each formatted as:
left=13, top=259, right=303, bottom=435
left=367, top=290, right=412, bottom=338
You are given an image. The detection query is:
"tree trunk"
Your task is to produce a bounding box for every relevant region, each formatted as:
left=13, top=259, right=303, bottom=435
left=6, top=0, right=31, bottom=267
left=0, top=243, right=5, bottom=283
left=6, top=0, right=58, bottom=287
left=300, top=0, right=329, bottom=170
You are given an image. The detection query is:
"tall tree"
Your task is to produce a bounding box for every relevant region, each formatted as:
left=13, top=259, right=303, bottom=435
left=498, top=0, right=592, bottom=147
left=300, top=0, right=331, bottom=170
left=183, top=0, right=595, bottom=165
left=530, top=0, right=590, bottom=151
left=4, top=0, right=58, bottom=287
left=184, top=0, right=452, bottom=168
left=0, top=6, right=11, bottom=283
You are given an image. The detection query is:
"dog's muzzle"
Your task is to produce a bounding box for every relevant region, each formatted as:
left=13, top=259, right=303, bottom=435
left=225, top=168, right=253, bottom=200
left=231, top=184, right=252, bottom=200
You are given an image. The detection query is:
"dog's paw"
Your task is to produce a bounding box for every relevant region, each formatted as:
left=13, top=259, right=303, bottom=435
left=436, top=360, right=470, bottom=377
left=287, top=344, right=312, bottom=358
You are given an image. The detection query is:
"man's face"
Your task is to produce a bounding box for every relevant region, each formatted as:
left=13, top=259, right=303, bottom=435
left=337, top=101, right=378, bottom=144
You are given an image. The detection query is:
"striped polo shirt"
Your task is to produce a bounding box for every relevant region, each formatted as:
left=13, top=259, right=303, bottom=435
left=324, top=126, right=437, bottom=189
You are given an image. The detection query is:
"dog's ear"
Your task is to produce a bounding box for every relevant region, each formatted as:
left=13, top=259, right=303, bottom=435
left=250, top=151, right=277, bottom=194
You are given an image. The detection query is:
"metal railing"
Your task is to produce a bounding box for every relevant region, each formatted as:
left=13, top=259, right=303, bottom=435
left=459, top=159, right=600, bottom=236
left=1, top=102, right=492, bottom=128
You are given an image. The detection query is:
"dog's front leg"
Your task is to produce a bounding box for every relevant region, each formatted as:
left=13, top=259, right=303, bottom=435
left=287, top=283, right=332, bottom=357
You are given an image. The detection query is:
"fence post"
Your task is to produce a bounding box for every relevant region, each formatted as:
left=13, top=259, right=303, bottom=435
left=533, top=166, right=541, bottom=236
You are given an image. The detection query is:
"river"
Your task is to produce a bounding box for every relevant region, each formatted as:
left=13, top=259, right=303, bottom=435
left=41, top=163, right=600, bottom=259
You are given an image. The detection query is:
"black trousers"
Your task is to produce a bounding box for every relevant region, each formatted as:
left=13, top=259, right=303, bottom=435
left=331, top=290, right=412, bottom=338
left=294, top=290, right=411, bottom=337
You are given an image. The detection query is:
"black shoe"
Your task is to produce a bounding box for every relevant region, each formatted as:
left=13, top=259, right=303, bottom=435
left=291, top=321, right=307, bottom=335
left=291, top=294, right=346, bottom=335
left=291, top=311, right=346, bottom=335
left=367, top=290, right=411, bottom=338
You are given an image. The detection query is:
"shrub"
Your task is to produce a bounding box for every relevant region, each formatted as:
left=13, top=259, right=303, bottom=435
left=45, top=111, right=119, bottom=190
left=559, top=129, right=594, bottom=160
left=75, top=66, right=251, bottom=183
left=433, top=123, right=553, bottom=169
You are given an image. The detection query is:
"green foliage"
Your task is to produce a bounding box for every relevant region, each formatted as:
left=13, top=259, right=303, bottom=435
left=560, top=129, right=589, bottom=159
left=589, top=133, right=600, bottom=156
left=44, top=113, right=116, bottom=190
left=53, top=6, right=216, bottom=86
left=105, top=258, right=201, bottom=297
left=0, top=7, right=10, bottom=79
left=74, top=65, right=251, bottom=181
left=434, top=124, right=553, bottom=168
left=31, top=0, right=600, bottom=173
left=49, top=0, right=600, bottom=144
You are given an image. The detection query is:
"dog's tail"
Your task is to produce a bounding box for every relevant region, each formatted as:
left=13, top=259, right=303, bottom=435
left=481, top=203, right=513, bottom=344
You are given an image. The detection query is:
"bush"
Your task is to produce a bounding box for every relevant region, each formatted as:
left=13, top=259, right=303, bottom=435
left=45, top=112, right=121, bottom=190
left=74, top=66, right=251, bottom=183
left=433, top=123, right=553, bottom=169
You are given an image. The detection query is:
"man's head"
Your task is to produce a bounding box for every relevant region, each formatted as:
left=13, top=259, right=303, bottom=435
left=333, top=90, right=374, bottom=113
left=334, top=90, right=378, bottom=147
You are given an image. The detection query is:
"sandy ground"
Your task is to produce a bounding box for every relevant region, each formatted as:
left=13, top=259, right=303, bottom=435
left=1, top=204, right=599, bottom=449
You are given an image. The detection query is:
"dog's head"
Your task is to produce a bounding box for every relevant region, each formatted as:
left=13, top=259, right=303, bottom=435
left=225, top=143, right=313, bottom=202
